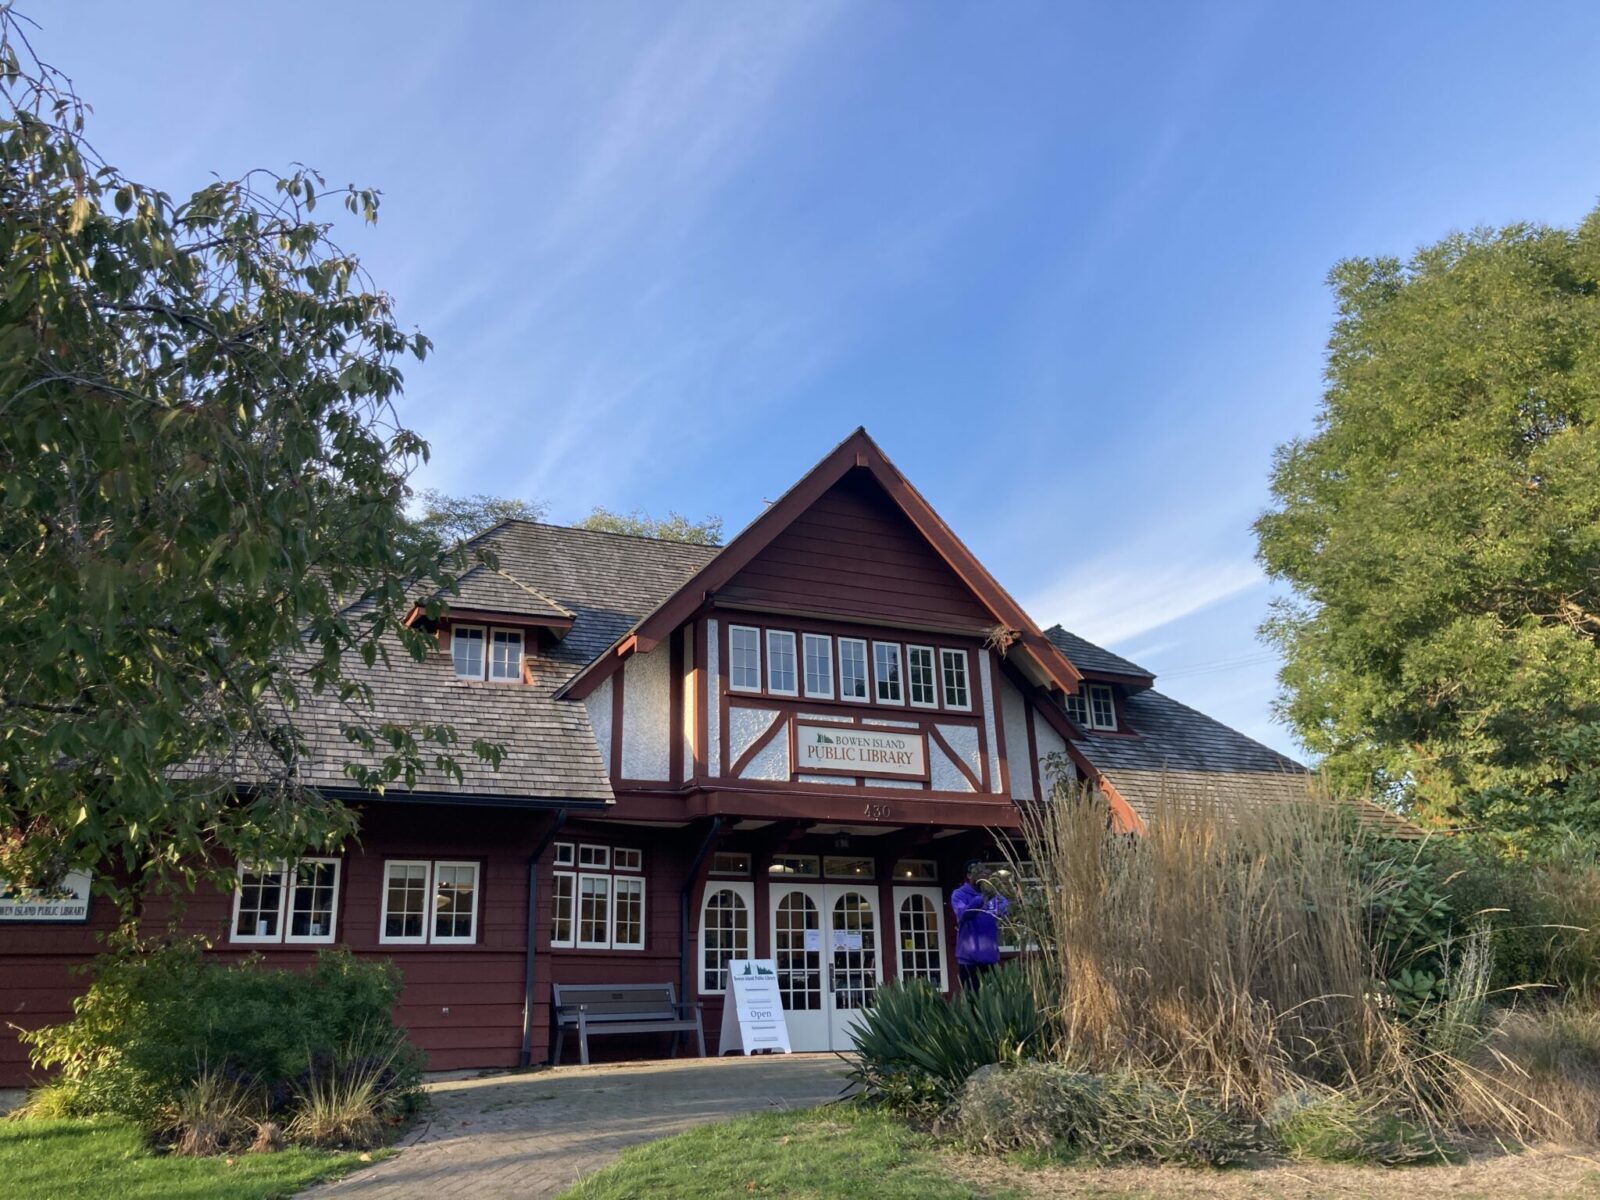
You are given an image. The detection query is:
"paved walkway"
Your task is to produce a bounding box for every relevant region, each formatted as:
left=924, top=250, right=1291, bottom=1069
left=310, top=1054, right=851, bottom=1199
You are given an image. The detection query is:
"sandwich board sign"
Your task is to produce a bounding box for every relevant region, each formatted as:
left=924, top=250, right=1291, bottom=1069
left=718, top=958, right=792, bottom=1055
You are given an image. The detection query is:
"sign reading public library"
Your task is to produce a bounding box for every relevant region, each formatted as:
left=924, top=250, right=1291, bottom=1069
left=0, top=870, right=92, bottom=923
left=794, top=723, right=928, bottom=781
left=718, top=958, right=792, bottom=1055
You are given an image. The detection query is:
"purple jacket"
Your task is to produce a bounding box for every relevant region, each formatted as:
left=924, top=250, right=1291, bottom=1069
left=951, top=881, right=1009, bottom=965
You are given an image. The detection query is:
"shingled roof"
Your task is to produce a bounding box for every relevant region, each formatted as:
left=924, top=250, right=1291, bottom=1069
left=1043, top=627, right=1415, bottom=835
left=1043, top=624, right=1154, bottom=681
left=274, top=523, right=718, bottom=806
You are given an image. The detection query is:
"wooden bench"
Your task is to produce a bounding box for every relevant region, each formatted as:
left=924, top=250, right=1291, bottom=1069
left=551, top=982, right=706, bottom=1066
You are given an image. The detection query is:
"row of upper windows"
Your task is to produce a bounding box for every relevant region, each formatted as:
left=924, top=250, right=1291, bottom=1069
left=728, top=625, right=972, bottom=711
left=1065, top=683, right=1119, bottom=731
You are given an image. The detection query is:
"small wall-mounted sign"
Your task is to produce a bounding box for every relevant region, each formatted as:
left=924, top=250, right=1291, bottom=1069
left=794, top=723, right=928, bottom=781
left=0, top=870, right=92, bottom=923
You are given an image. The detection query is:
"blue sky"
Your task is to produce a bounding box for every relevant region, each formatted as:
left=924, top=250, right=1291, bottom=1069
left=51, top=2, right=1600, bottom=756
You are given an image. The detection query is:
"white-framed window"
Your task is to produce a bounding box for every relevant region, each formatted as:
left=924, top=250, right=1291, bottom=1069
left=489, top=628, right=524, bottom=681
left=802, top=633, right=834, bottom=699
left=710, top=851, right=752, bottom=875
left=824, top=855, right=874, bottom=880
left=769, top=854, right=821, bottom=877
left=1065, top=691, right=1089, bottom=726
left=1087, top=684, right=1117, bottom=731
left=451, top=625, right=486, bottom=680
left=940, top=648, right=971, bottom=711
left=613, top=877, right=645, bottom=949
left=553, top=842, right=575, bottom=867
left=578, top=874, right=612, bottom=948
left=699, top=882, right=753, bottom=993
left=729, top=625, right=762, bottom=692
left=897, top=891, right=945, bottom=988
left=380, top=859, right=479, bottom=945
left=551, top=871, right=576, bottom=948
left=379, top=860, right=432, bottom=944
left=554, top=852, right=645, bottom=950
left=907, top=645, right=938, bottom=708
left=893, top=859, right=938, bottom=882
left=432, top=861, right=480, bottom=943
left=873, top=642, right=904, bottom=705
left=838, top=638, right=869, bottom=701
left=766, top=630, right=798, bottom=696
left=231, top=858, right=342, bottom=945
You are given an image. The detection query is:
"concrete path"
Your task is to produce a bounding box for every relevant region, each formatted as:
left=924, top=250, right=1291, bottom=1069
left=309, top=1054, right=851, bottom=1199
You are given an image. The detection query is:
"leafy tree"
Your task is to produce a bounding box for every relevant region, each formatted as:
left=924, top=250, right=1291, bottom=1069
left=409, top=488, right=546, bottom=546
left=576, top=507, right=724, bottom=545
left=0, top=12, right=492, bottom=912
left=1256, top=209, right=1600, bottom=850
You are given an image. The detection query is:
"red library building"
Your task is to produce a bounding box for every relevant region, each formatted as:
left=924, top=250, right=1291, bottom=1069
left=0, top=430, right=1321, bottom=1084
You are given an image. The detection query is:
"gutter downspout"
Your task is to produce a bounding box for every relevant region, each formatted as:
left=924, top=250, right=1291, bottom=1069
left=679, top=816, right=724, bottom=1009
left=519, top=808, right=568, bottom=1068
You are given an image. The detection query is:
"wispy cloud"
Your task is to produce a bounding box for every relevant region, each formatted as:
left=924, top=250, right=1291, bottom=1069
left=1026, top=555, right=1264, bottom=648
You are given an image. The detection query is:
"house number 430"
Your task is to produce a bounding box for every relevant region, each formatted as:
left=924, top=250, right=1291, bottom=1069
left=862, top=802, right=894, bottom=819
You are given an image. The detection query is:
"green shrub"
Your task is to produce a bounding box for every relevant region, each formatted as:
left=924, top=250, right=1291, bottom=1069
left=1264, top=1090, right=1446, bottom=1165
left=847, top=967, right=1043, bottom=1113
left=21, top=940, right=421, bottom=1126
left=287, top=1035, right=412, bottom=1149
left=954, top=1062, right=1261, bottom=1166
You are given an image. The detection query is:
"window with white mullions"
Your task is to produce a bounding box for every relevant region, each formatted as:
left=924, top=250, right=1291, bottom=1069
left=873, top=642, right=903, bottom=705
left=729, top=625, right=761, bottom=692
left=897, top=894, right=943, bottom=988
left=451, top=625, right=485, bottom=679
left=489, top=628, right=523, bottom=681
left=613, top=876, right=645, bottom=949
left=838, top=637, right=868, bottom=701
left=1065, top=691, right=1089, bottom=726
left=907, top=645, right=937, bottom=707
left=577, top=874, right=611, bottom=948
left=802, top=633, right=834, bottom=699
left=766, top=629, right=798, bottom=696
left=1087, top=684, right=1117, bottom=730
left=551, top=871, right=576, bottom=947
left=380, top=859, right=479, bottom=945
left=939, top=648, right=970, bottom=710
left=553, top=846, right=645, bottom=950
left=231, top=858, right=341, bottom=945
left=699, top=884, right=752, bottom=993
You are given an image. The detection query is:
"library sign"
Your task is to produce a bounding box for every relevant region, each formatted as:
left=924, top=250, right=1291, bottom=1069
left=0, top=870, right=92, bottom=923
left=794, top=723, right=927, bottom=781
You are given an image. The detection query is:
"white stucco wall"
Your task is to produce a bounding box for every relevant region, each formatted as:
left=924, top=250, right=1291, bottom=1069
left=729, top=705, right=780, bottom=765
left=741, top=734, right=791, bottom=781
left=1035, top=718, right=1072, bottom=796
left=584, top=676, right=613, bottom=772
left=979, top=650, right=1001, bottom=793
left=935, top=723, right=982, bottom=782
left=797, top=773, right=849, bottom=786
left=706, top=618, right=720, bottom=777
left=928, top=740, right=976, bottom=793
left=680, top=624, right=696, bottom=780
left=999, top=675, right=1035, bottom=802
left=621, top=647, right=671, bottom=780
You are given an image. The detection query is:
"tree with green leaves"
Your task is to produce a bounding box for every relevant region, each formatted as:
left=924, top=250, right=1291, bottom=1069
left=408, top=489, right=547, bottom=547
left=1256, top=209, right=1600, bottom=851
left=0, top=10, right=493, bottom=913
left=575, top=507, right=723, bottom=545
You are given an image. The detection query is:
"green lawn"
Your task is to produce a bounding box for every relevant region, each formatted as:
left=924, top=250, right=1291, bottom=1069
left=0, top=1117, right=384, bottom=1200
left=559, top=1104, right=1020, bottom=1200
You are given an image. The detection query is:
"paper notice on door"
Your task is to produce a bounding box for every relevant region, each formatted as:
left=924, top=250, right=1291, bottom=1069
left=803, top=928, right=822, bottom=953
left=832, top=930, right=863, bottom=952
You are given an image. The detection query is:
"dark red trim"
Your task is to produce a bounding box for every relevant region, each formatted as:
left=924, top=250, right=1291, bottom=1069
left=927, top=725, right=981, bottom=792
left=669, top=628, right=685, bottom=786
left=728, top=709, right=789, bottom=779
left=609, top=666, right=625, bottom=781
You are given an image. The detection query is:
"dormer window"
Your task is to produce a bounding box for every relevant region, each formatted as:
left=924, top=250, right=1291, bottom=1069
left=452, top=625, right=485, bottom=678
left=452, top=624, right=524, bottom=682
left=489, top=629, right=524, bottom=681
left=1067, top=683, right=1118, bottom=730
